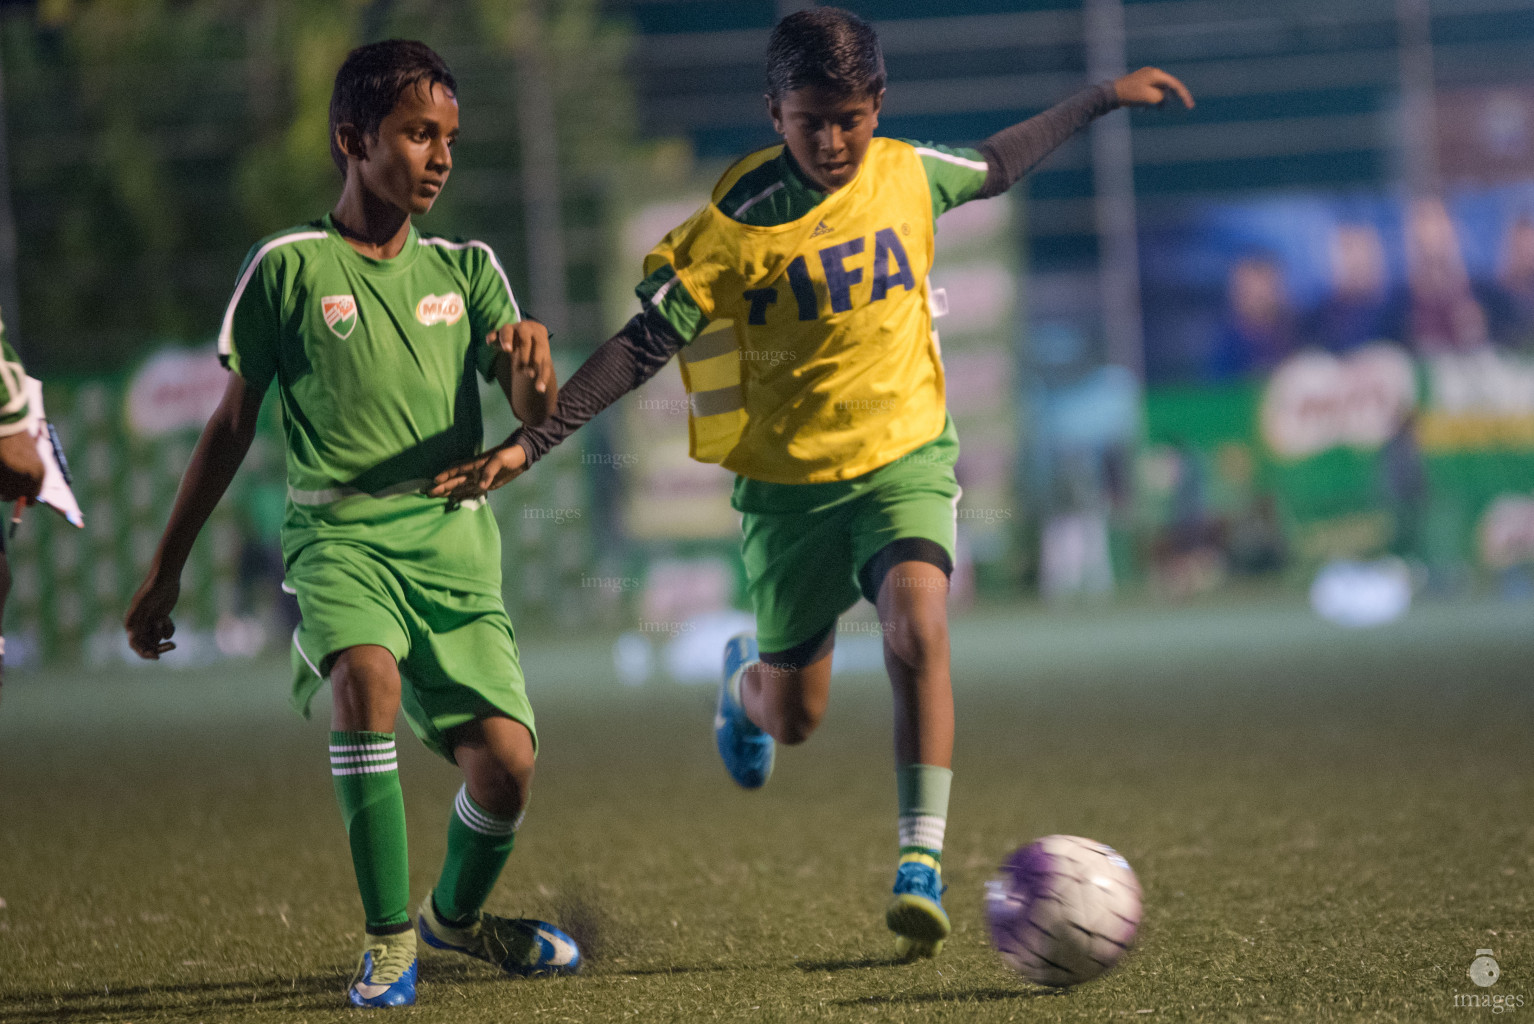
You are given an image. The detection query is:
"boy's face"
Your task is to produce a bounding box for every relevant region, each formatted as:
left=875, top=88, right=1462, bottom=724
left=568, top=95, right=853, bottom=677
left=348, top=80, right=459, bottom=216
left=769, top=85, right=882, bottom=193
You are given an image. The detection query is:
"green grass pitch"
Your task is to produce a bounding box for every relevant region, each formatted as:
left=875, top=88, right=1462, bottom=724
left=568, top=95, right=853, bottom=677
left=1, top=593, right=1530, bottom=1022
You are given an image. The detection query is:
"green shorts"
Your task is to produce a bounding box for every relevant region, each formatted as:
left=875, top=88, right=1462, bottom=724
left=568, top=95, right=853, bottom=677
left=287, top=539, right=535, bottom=762
left=732, top=417, right=960, bottom=655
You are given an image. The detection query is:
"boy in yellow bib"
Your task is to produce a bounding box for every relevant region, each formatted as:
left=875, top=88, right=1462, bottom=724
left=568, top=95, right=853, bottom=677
left=432, top=8, right=1191, bottom=957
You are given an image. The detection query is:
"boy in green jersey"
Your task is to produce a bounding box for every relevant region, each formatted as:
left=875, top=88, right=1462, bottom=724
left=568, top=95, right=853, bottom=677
left=125, top=40, right=578, bottom=1007
left=431, top=9, right=1191, bottom=957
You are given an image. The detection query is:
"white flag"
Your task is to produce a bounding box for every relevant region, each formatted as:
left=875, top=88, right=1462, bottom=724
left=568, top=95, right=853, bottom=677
left=22, top=376, right=82, bottom=529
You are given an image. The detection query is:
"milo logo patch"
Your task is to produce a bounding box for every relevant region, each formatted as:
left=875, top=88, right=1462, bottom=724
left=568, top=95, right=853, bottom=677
left=416, top=293, right=465, bottom=327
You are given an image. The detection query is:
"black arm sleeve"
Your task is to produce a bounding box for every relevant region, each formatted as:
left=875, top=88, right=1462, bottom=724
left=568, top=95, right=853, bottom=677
left=976, top=82, right=1119, bottom=199
left=510, top=307, right=687, bottom=466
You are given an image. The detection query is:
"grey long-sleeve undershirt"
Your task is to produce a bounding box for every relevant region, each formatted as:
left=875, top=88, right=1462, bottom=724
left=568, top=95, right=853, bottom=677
left=509, top=82, right=1122, bottom=467
left=977, top=81, right=1119, bottom=198
left=510, top=308, right=685, bottom=466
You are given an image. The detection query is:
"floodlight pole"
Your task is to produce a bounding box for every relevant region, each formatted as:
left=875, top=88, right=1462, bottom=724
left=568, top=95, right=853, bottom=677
left=1396, top=0, right=1438, bottom=198
left=513, top=3, right=570, bottom=337
left=0, top=23, right=23, bottom=359
left=1084, top=0, right=1144, bottom=381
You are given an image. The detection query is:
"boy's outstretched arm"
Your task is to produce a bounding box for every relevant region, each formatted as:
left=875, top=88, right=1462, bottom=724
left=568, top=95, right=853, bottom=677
left=975, top=66, right=1192, bottom=199
left=429, top=309, right=684, bottom=499
left=124, top=373, right=267, bottom=659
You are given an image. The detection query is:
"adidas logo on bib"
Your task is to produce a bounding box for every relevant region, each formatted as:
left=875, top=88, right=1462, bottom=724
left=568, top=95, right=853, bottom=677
left=810, top=220, right=833, bottom=237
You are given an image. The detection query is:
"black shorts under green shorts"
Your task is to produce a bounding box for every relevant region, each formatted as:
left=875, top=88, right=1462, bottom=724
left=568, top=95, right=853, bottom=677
left=731, top=417, right=960, bottom=656
left=287, top=531, right=535, bottom=762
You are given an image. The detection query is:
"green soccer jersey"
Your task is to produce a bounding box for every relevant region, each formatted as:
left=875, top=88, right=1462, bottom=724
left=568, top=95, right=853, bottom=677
left=0, top=330, right=30, bottom=438
left=218, top=215, right=520, bottom=587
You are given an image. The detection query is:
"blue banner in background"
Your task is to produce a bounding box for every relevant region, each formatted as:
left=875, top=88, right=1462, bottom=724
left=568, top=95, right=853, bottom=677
left=1139, top=184, right=1534, bottom=384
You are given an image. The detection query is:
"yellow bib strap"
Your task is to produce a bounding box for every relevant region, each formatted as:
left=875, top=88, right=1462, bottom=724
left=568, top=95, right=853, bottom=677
left=678, top=319, right=746, bottom=462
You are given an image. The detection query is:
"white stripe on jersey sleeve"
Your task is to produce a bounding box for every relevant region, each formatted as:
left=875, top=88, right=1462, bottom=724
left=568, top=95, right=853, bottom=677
left=914, top=147, right=989, bottom=172
left=646, top=274, right=678, bottom=309
left=418, top=236, right=522, bottom=323
left=732, top=180, right=785, bottom=219
left=217, top=231, right=328, bottom=362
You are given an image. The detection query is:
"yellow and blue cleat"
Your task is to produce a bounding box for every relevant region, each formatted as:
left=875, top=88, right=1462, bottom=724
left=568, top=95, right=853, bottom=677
left=418, top=894, right=580, bottom=977
left=886, top=854, right=951, bottom=959
left=347, top=930, right=418, bottom=1008
left=715, top=634, right=774, bottom=789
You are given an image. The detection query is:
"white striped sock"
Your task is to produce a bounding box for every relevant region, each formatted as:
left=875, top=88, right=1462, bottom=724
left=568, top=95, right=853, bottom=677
left=330, top=739, right=397, bottom=776
left=454, top=784, right=520, bottom=837
left=898, top=814, right=946, bottom=853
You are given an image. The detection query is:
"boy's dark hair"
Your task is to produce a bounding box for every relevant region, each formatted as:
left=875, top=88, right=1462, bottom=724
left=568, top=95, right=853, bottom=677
left=766, top=7, right=885, bottom=100
left=329, top=39, right=457, bottom=174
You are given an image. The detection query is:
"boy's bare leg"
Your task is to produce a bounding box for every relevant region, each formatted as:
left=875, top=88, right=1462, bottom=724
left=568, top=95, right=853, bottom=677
left=739, top=645, right=834, bottom=745
left=875, top=559, right=954, bottom=957
left=330, top=644, right=403, bottom=731
left=452, top=715, right=536, bottom=820
left=876, top=561, right=953, bottom=769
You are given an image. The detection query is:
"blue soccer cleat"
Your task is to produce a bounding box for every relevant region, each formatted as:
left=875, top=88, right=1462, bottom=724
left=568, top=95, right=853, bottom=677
left=886, top=854, right=951, bottom=959
left=347, top=931, right=418, bottom=1008
left=418, top=894, right=581, bottom=977
left=715, top=633, right=774, bottom=789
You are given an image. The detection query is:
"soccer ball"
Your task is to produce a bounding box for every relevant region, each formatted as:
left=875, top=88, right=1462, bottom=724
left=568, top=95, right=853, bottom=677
left=984, top=834, right=1142, bottom=987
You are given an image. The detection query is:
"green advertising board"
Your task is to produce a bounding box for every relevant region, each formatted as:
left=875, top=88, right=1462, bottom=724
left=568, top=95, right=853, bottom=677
left=1143, top=345, right=1534, bottom=576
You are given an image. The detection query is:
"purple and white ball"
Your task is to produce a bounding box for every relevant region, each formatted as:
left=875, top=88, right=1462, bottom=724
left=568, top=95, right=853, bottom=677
left=984, top=835, right=1142, bottom=987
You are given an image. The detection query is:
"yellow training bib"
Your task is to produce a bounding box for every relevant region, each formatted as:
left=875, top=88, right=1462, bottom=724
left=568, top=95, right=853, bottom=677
left=647, top=138, right=947, bottom=484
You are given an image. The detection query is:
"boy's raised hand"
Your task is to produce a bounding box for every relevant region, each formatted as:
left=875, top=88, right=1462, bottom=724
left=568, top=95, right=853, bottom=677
left=1113, top=67, right=1194, bottom=110
left=427, top=438, right=529, bottom=501
left=125, top=576, right=180, bottom=659
left=491, top=320, right=558, bottom=427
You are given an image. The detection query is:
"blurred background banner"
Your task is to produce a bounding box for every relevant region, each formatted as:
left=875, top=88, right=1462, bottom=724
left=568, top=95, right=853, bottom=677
left=1138, top=185, right=1534, bottom=595
left=4, top=0, right=1534, bottom=664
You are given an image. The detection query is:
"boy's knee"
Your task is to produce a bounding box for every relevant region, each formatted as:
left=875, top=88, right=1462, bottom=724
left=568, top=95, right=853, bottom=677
left=464, top=757, right=532, bottom=820
left=751, top=659, right=830, bottom=745
left=329, top=645, right=402, bottom=729
left=883, top=611, right=949, bottom=668
left=775, top=703, right=823, bottom=745
left=456, top=716, right=536, bottom=820
left=767, top=682, right=825, bottom=745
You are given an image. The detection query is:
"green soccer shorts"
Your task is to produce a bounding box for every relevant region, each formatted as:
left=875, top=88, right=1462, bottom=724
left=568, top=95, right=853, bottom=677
left=286, top=539, right=535, bottom=761
left=733, top=417, right=961, bottom=656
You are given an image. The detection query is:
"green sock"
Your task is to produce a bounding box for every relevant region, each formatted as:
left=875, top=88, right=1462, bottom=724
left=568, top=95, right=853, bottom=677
left=896, top=763, right=952, bottom=864
left=330, top=731, right=411, bottom=932
left=432, top=784, right=519, bottom=924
